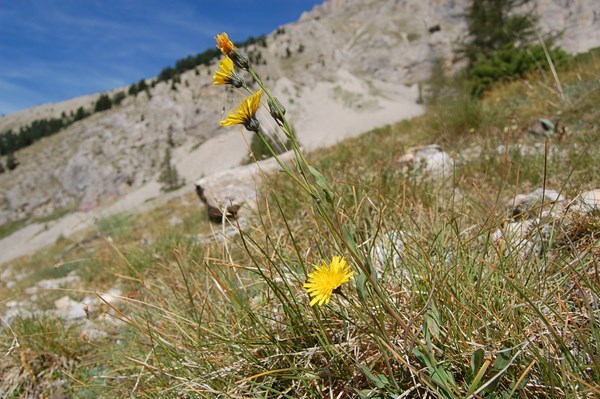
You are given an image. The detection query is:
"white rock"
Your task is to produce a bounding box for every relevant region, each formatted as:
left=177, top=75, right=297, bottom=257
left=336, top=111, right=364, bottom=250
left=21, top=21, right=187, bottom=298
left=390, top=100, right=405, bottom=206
left=54, top=296, right=87, bottom=321
left=194, top=151, right=296, bottom=223
left=399, top=144, right=454, bottom=180
left=573, top=189, right=600, bottom=214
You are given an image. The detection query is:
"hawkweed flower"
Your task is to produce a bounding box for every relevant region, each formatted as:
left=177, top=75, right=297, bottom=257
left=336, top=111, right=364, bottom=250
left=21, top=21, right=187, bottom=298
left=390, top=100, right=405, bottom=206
left=213, top=57, right=244, bottom=88
left=215, top=32, right=250, bottom=70
left=220, top=90, right=262, bottom=132
left=304, top=256, right=354, bottom=306
left=215, top=32, right=234, bottom=56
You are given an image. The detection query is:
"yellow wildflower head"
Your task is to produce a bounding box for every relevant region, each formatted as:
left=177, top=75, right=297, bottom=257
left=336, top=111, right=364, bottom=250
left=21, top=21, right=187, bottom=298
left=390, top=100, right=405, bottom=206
left=220, top=90, right=262, bottom=132
left=215, top=32, right=250, bottom=70
left=213, top=57, right=244, bottom=88
left=304, top=256, right=354, bottom=306
left=215, top=32, right=234, bottom=56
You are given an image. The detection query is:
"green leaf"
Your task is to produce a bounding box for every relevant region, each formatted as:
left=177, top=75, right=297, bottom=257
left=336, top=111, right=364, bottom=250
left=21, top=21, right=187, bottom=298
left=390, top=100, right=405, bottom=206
left=356, top=273, right=368, bottom=301
left=308, top=165, right=335, bottom=203
left=358, top=365, right=389, bottom=389
left=413, top=347, right=457, bottom=396
left=493, top=348, right=513, bottom=371
left=467, top=349, right=490, bottom=394
left=342, top=225, right=358, bottom=256
left=425, top=301, right=441, bottom=340
left=539, top=118, right=555, bottom=132
left=471, top=349, right=485, bottom=375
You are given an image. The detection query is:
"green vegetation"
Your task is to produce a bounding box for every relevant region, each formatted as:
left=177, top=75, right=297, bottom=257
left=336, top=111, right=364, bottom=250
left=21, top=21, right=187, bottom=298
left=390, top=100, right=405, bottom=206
left=94, top=94, right=112, bottom=113
left=468, top=41, right=569, bottom=97
left=0, top=118, right=65, bottom=156
left=407, top=31, right=420, bottom=42
left=2, top=42, right=599, bottom=397
left=463, top=0, right=569, bottom=96
left=0, top=206, right=75, bottom=240
left=112, top=91, right=126, bottom=106
left=128, top=78, right=149, bottom=96
left=5, top=152, right=18, bottom=170
left=0, top=104, right=93, bottom=156
left=157, top=147, right=184, bottom=192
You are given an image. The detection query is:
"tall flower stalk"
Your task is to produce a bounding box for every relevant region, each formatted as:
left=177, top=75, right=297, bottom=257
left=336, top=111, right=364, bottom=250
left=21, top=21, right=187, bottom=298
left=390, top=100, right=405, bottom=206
left=213, top=32, right=413, bottom=342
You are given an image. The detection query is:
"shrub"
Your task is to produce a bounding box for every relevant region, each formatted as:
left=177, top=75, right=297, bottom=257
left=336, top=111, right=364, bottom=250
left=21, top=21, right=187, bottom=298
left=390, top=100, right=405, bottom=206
left=6, top=152, right=18, bottom=170
left=468, top=43, right=569, bottom=96
left=112, top=91, right=126, bottom=105
left=73, top=106, right=88, bottom=122
left=94, top=94, right=112, bottom=112
left=158, top=147, right=184, bottom=192
left=460, top=0, right=570, bottom=96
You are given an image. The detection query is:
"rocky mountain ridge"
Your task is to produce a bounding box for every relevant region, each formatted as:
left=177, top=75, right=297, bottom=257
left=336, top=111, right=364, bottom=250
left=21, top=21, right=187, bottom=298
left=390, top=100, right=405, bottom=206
left=0, top=0, right=599, bottom=231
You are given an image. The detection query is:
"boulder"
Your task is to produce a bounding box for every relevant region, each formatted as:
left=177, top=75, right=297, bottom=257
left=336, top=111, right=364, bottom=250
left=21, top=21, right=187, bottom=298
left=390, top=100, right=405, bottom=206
left=510, top=188, right=565, bottom=219
left=494, top=187, right=600, bottom=258
left=397, top=144, right=454, bottom=180
left=195, top=151, right=296, bottom=223
left=572, top=189, right=600, bottom=214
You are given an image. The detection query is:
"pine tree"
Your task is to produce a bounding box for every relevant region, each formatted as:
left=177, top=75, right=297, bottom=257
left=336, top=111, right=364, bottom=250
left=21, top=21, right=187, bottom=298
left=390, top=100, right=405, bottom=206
left=463, top=0, right=536, bottom=67
left=460, top=0, right=567, bottom=96
left=74, top=106, right=88, bottom=121
left=158, top=148, right=184, bottom=192
left=94, top=94, right=112, bottom=112
left=6, top=152, right=18, bottom=171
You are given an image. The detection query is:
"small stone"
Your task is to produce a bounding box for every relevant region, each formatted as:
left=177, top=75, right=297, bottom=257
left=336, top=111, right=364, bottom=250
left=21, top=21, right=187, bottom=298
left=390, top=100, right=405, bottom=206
left=398, top=144, right=453, bottom=180
left=510, top=188, right=564, bottom=219
left=573, top=189, right=600, bottom=214
left=54, top=296, right=87, bottom=321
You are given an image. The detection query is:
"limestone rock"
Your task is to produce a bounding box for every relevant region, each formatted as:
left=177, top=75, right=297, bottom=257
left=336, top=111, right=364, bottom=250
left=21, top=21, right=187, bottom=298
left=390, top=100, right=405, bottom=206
left=510, top=188, right=565, bottom=219
left=195, top=151, right=295, bottom=223
left=398, top=144, right=454, bottom=180
left=54, top=296, right=87, bottom=321
left=371, top=230, right=406, bottom=279
left=572, top=189, right=600, bottom=214
left=494, top=187, right=600, bottom=258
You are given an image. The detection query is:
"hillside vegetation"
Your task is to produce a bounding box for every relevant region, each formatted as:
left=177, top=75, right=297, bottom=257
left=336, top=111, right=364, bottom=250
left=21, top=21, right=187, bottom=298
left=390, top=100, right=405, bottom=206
left=1, top=33, right=599, bottom=398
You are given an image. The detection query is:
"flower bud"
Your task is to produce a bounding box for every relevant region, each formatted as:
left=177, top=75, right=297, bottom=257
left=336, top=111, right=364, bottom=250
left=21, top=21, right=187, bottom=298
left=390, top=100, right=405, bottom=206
left=231, top=49, right=250, bottom=70
left=268, top=96, right=286, bottom=125
left=244, top=117, right=260, bottom=133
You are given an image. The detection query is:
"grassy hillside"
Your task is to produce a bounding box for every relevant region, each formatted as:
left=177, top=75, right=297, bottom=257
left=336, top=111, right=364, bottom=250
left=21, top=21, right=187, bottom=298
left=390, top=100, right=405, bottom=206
left=1, top=48, right=599, bottom=398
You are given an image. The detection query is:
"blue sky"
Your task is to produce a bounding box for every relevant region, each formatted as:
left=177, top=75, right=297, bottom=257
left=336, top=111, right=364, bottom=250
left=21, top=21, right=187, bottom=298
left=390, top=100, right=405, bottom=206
left=0, top=0, right=323, bottom=115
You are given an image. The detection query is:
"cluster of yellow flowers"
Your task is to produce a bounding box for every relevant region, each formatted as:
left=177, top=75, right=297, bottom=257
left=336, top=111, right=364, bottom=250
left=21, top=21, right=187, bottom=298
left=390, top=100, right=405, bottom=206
left=213, top=32, right=261, bottom=132
left=213, top=32, right=354, bottom=306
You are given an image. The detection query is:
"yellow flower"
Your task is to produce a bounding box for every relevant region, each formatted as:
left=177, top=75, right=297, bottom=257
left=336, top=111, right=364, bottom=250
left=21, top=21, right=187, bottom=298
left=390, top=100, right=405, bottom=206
left=215, top=32, right=234, bottom=56
left=304, top=256, right=354, bottom=306
left=220, top=90, right=262, bottom=132
left=215, top=32, right=250, bottom=70
left=213, top=57, right=243, bottom=87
